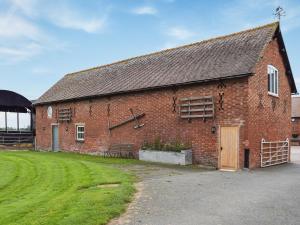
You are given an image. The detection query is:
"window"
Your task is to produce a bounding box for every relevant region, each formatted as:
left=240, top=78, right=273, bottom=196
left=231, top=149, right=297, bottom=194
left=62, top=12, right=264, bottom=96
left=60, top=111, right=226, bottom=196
left=47, top=106, right=53, bottom=118
left=76, top=125, right=85, bottom=141
left=268, top=65, right=279, bottom=96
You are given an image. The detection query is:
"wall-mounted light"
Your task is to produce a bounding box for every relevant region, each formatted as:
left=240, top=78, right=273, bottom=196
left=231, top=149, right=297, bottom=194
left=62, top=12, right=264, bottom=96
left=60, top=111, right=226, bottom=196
left=211, top=126, right=216, bottom=134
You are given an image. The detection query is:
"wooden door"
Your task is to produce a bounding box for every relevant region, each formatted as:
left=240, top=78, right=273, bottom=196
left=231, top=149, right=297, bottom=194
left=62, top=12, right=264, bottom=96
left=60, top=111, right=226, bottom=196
left=52, top=125, right=59, bottom=152
left=220, top=126, right=239, bottom=170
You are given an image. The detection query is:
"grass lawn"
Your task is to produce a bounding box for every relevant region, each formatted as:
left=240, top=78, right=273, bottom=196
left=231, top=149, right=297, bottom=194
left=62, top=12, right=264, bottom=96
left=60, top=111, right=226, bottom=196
left=0, top=151, right=137, bottom=225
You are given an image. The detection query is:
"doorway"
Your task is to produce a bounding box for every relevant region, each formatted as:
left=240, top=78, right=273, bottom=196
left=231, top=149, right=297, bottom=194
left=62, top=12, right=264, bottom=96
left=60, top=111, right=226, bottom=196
left=220, top=126, right=239, bottom=170
left=52, top=125, right=59, bottom=152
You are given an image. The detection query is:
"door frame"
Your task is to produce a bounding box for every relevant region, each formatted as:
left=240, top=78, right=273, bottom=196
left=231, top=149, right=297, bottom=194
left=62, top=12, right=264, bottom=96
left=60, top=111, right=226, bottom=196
left=218, top=125, right=240, bottom=171
left=51, top=123, right=59, bottom=152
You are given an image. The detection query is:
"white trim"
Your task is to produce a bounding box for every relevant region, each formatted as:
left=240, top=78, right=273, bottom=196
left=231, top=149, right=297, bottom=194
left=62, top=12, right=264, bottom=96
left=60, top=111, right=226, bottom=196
left=261, top=138, right=289, bottom=167
left=75, top=124, right=85, bottom=141
left=268, top=65, right=279, bottom=96
left=268, top=92, right=279, bottom=97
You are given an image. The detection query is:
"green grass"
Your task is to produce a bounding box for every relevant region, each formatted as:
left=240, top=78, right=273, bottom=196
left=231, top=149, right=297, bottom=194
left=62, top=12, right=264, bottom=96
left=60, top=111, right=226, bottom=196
left=0, top=151, right=137, bottom=225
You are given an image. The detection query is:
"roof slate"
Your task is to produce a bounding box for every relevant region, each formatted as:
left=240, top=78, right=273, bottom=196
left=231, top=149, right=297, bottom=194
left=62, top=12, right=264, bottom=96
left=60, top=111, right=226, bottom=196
left=36, top=22, right=281, bottom=105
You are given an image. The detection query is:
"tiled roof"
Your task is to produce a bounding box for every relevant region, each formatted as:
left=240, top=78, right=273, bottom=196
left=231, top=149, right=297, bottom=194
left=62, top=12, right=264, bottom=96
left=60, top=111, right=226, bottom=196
left=36, top=22, right=284, bottom=104
left=292, top=96, right=300, bottom=118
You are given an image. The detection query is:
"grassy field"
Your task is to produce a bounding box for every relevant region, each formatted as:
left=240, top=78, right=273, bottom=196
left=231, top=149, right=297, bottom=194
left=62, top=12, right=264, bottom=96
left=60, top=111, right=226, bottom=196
left=0, top=151, right=137, bottom=225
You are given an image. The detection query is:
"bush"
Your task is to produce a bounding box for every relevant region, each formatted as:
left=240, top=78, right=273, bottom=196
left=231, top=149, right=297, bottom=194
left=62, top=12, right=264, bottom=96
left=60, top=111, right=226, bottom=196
left=141, top=138, right=191, bottom=152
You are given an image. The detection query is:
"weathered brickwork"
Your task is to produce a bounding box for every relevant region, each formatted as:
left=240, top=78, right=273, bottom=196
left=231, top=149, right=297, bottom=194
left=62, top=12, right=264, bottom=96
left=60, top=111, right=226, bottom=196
left=35, top=37, right=292, bottom=169
left=247, top=37, right=292, bottom=168
left=36, top=77, right=248, bottom=168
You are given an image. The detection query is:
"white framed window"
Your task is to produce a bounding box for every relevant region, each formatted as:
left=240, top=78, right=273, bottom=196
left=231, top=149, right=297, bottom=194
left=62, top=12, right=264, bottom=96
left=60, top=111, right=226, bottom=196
left=268, top=65, right=279, bottom=96
left=47, top=106, right=53, bottom=118
left=76, top=125, right=85, bottom=141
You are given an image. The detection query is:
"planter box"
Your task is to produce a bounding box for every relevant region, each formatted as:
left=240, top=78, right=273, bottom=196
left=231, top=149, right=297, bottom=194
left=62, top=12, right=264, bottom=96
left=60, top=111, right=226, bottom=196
left=139, top=149, right=192, bottom=165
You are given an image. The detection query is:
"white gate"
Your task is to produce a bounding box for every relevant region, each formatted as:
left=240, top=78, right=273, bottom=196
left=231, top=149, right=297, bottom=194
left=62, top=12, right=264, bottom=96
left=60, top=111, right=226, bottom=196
left=261, top=138, right=289, bottom=167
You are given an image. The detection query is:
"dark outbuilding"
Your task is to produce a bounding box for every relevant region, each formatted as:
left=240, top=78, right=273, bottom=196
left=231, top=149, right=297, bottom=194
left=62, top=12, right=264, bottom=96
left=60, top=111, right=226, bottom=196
left=0, top=90, right=34, bottom=147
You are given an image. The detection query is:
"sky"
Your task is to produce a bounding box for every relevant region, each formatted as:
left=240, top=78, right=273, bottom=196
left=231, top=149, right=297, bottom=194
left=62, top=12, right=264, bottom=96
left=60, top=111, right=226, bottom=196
left=0, top=0, right=300, bottom=101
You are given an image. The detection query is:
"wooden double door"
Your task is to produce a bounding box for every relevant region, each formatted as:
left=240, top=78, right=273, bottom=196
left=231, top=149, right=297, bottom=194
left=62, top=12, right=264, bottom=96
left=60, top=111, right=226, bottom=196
left=220, top=126, right=239, bottom=170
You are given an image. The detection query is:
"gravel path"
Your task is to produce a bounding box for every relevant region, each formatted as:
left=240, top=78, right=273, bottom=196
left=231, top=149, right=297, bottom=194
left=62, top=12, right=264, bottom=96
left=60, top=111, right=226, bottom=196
left=112, top=147, right=300, bottom=225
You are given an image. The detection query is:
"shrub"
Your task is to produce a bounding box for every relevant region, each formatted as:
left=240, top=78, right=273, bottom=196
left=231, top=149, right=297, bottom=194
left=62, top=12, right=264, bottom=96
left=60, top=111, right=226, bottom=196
left=141, top=138, right=191, bottom=152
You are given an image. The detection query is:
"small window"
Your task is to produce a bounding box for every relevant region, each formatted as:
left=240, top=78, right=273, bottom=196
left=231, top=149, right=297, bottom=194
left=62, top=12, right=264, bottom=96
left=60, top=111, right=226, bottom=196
left=47, top=106, right=53, bottom=118
left=76, top=125, right=85, bottom=141
left=268, top=65, right=279, bottom=96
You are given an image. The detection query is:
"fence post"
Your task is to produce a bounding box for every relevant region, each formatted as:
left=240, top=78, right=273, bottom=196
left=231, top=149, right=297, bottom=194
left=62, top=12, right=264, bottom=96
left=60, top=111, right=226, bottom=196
left=261, top=139, right=266, bottom=168
left=287, top=138, right=290, bottom=163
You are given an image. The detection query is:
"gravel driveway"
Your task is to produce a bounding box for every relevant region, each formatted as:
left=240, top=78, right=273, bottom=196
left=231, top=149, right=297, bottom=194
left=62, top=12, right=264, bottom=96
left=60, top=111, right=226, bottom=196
left=111, top=147, right=300, bottom=225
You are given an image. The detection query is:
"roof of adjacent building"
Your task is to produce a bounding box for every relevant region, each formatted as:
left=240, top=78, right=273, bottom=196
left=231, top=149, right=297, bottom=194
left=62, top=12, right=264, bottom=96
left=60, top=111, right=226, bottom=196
left=292, top=96, right=300, bottom=118
left=0, top=90, right=33, bottom=112
left=35, top=22, right=296, bottom=105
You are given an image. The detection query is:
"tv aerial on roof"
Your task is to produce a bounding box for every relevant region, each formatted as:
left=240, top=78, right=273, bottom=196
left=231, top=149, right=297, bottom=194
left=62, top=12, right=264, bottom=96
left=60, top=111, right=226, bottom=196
left=274, top=6, right=286, bottom=21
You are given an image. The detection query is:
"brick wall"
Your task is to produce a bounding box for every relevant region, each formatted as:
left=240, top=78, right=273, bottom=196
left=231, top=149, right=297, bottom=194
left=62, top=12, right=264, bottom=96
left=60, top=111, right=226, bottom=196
left=35, top=35, right=293, bottom=169
left=247, top=37, right=292, bottom=168
left=36, top=77, right=249, bottom=168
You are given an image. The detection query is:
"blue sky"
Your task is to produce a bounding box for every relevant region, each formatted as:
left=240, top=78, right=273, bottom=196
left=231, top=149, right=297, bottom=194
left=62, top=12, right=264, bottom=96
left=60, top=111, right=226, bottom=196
left=0, top=0, right=300, bottom=100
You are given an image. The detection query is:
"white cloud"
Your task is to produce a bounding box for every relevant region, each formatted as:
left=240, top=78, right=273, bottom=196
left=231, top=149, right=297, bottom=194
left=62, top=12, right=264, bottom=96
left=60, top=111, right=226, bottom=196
left=8, top=0, right=108, bottom=33
left=32, top=67, right=52, bottom=75
left=166, top=26, right=194, bottom=40
left=0, top=43, right=42, bottom=64
left=0, top=9, right=46, bottom=63
left=9, top=0, right=38, bottom=17
left=51, top=16, right=105, bottom=33
left=132, top=6, right=157, bottom=15
left=46, top=6, right=106, bottom=33
left=0, top=0, right=108, bottom=64
left=0, top=13, right=40, bottom=40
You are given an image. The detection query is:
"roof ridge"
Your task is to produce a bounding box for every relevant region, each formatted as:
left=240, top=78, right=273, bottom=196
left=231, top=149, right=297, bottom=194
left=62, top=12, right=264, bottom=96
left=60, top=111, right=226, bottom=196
left=65, top=21, right=279, bottom=77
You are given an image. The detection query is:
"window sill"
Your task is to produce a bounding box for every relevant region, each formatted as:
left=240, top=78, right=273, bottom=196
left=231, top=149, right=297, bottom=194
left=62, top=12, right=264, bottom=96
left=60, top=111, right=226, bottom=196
left=268, top=92, right=279, bottom=98
left=76, top=139, right=85, bottom=143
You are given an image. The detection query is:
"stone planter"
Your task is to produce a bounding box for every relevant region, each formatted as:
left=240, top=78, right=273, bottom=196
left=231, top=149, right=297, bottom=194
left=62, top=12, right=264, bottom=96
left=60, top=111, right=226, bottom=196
left=139, top=149, right=192, bottom=165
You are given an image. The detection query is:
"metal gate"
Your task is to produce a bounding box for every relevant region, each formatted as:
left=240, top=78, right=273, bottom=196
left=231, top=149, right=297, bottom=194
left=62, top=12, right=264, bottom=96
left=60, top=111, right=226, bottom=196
left=261, top=138, right=289, bottom=167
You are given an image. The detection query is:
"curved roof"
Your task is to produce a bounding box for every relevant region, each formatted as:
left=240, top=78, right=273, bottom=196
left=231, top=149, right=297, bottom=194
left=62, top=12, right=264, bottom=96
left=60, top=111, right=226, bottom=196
left=0, top=90, right=33, bottom=112
left=35, top=22, right=296, bottom=105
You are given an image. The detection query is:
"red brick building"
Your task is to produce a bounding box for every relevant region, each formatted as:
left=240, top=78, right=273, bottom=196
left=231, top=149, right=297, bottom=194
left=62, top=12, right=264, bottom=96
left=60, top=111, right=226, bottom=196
left=35, top=22, right=296, bottom=169
left=292, top=96, right=300, bottom=138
